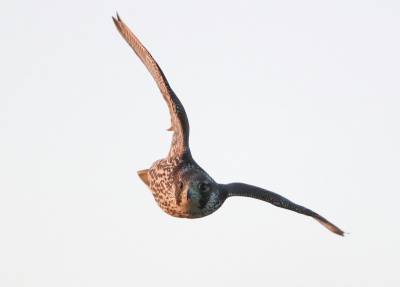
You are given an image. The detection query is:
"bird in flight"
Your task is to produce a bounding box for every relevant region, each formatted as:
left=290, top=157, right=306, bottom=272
left=112, top=14, right=344, bottom=236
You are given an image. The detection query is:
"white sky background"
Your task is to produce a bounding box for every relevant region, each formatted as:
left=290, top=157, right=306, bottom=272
left=1, top=0, right=399, bottom=286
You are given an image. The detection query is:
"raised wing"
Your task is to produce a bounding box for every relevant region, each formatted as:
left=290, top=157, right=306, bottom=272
left=112, top=13, right=189, bottom=158
left=225, top=183, right=344, bottom=236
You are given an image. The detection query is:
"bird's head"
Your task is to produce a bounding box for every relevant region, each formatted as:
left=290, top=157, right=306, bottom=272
left=176, top=167, right=219, bottom=213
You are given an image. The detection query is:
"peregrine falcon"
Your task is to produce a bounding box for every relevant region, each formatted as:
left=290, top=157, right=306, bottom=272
left=112, top=14, right=344, bottom=236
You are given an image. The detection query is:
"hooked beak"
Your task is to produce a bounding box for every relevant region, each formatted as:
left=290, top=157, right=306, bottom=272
left=186, top=187, right=200, bottom=201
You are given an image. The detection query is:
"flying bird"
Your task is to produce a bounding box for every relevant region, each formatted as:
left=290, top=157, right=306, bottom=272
left=112, top=14, right=344, bottom=236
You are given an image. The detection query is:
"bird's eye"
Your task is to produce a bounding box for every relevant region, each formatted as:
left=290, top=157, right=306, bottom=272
left=199, top=183, right=207, bottom=192
left=179, top=181, right=184, bottom=190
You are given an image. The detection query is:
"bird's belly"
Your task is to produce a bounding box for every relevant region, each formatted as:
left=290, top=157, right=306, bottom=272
left=148, top=158, right=182, bottom=216
left=150, top=187, right=222, bottom=219
left=151, top=189, right=186, bottom=217
left=149, top=187, right=197, bottom=218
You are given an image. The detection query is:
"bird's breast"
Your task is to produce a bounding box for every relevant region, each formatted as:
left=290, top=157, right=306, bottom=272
left=148, top=157, right=183, bottom=217
left=148, top=158, right=224, bottom=218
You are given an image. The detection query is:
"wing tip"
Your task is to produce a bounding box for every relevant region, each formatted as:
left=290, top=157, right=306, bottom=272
left=112, top=12, right=120, bottom=22
left=112, top=13, right=123, bottom=34
left=314, top=218, right=345, bottom=236
left=335, top=230, right=345, bottom=237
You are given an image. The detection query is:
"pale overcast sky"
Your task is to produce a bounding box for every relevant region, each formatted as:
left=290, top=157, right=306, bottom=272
left=1, top=1, right=399, bottom=286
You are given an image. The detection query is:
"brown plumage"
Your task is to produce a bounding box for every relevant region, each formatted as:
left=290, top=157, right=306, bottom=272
left=112, top=14, right=345, bottom=236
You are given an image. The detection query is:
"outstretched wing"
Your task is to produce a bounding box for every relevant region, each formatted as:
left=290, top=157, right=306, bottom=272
left=112, top=13, right=189, bottom=158
left=225, top=183, right=344, bottom=236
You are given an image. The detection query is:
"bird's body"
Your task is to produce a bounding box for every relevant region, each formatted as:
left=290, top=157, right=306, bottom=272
left=148, top=156, right=224, bottom=218
left=113, top=14, right=344, bottom=236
